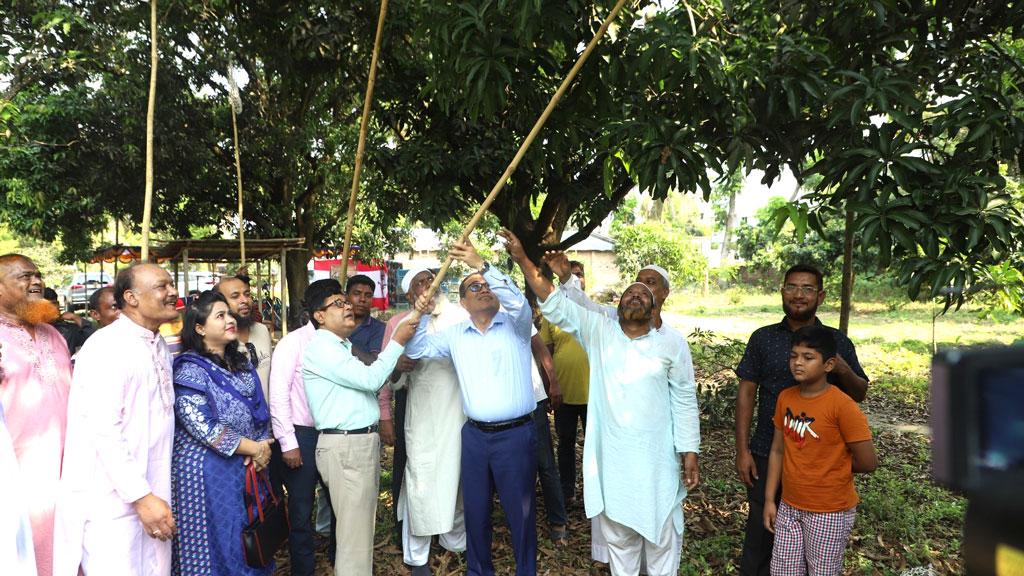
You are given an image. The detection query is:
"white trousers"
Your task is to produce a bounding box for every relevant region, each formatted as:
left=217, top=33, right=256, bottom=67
left=400, top=495, right=467, bottom=566
left=594, top=513, right=681, bottom=576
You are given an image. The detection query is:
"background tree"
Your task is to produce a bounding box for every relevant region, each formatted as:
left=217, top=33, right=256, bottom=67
left=3, top=0, right=1024, bottom=316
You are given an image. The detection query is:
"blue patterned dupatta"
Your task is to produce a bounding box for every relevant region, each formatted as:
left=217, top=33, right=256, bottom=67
left=172, top=351, right=270, bottom=430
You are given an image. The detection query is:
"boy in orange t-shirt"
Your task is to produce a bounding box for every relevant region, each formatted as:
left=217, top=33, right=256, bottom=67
left=763, top=325, right=877, bottom=575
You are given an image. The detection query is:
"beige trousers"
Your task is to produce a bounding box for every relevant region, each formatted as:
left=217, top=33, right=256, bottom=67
left=315, top=432, right=380, bottom=576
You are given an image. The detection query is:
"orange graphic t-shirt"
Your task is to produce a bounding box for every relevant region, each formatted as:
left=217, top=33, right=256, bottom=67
left=773, top=385, right=872, bottom=512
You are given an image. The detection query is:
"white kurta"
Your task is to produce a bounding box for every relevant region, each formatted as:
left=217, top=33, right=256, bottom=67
left=538, top=288, right=700, bottom=543
left=52, top=315, right=175, bottom=576
left=386, top=301, right=467, bottom=536
left=242, top=321, right=273, bottom=403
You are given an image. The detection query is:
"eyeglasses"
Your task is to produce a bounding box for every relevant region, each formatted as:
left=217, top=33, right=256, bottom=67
left=466, top=282, right=491, bottom=293
left=571, top=271, right=584, bottom=278
left=782, top=284, right=819, bottom=296
left=319, top=298, right=348, bottom=311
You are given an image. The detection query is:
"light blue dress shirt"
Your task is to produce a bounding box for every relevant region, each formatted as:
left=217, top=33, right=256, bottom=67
left=302, top=329, right=404, bottom=430
left=538, top=287, right=700, bottom=543
left=404, top=265, right=534, bottom=422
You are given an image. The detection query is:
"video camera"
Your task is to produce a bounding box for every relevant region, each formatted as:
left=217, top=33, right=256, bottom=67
left=931, top=345, right=1024, bottom=575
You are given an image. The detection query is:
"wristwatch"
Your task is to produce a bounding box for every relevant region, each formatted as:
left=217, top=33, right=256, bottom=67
left=478, top=261, right=490, bottom=275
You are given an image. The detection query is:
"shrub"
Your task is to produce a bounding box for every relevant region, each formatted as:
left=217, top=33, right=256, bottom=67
left=612, top=222, right=708, bottom=287
left=688, top=328, right=746, bottom=428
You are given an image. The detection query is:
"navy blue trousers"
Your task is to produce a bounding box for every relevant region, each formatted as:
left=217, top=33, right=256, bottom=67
left=282, top=425, right=333, bottom=576
left=461, top=420, right=538, bottom=576
left=532, top=400, right=567, bottom=526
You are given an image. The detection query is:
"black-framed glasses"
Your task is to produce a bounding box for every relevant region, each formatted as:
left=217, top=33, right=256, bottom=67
left=466, top=281, right=491, bottom=293
left=782, top=284, right=819, bottom=296
left=319, top=298, right=348, bottom=311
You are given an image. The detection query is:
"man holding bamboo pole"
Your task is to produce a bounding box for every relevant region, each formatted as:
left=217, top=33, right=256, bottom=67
left=502, top=228, right=701, bottom=576
left=407, top=240, right=537, bottom=576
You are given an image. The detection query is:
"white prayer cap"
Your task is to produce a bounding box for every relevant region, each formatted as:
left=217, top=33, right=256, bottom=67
left=401, top=267, right=434, bottom=294
left=624, top=281, right=655, bottom=300
left=638, top=264, right=671, bottom=290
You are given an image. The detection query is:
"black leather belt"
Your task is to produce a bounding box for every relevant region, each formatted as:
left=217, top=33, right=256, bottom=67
left=321, top=424, right=379, bottom=435
left=468, top=414, right=531, bottom=433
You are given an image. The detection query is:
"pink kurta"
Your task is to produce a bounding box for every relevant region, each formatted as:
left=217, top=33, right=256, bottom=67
left=0, top=318, right=72, bottom=576
left=53, top=315, right=175, bottom=576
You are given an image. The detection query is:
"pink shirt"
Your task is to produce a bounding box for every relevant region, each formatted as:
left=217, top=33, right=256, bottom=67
left=269, top=322, right=317, bottom=452
left=54, top=314, right=175, bottom=576
left=0, top=318, right=72, bottom=576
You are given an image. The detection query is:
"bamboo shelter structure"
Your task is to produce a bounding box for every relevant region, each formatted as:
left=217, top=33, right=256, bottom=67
left=89, top=238, right=306, bottom=335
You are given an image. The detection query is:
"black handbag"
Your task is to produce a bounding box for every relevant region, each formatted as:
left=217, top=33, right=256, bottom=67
left=242, top=462, right=290, bottom=568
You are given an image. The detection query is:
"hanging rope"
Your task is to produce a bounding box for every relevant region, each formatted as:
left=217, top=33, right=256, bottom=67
left=141, top=0, right=158, bottom=261
left=339, top=0, right=390, bottom=280
left=228, top=69, right=246, bottom=265
left=408, top=0, right=630, bottom=322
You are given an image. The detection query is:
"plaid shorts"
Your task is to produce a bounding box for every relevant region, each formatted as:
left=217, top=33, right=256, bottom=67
left=771, top=501, right=856, bottom=576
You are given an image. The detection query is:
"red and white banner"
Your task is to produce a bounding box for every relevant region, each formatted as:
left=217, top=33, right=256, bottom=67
left=309, top=259, right=389, bottom=310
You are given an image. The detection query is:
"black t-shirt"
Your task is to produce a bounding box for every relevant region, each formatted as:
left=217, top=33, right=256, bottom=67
left=735, top=317, right=869, bottom=457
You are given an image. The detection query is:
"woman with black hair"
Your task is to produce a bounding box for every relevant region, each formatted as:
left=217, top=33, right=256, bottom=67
left=170, top=290, right=276, bottom=575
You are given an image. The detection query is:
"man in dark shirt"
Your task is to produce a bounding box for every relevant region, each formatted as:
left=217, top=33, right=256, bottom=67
left=734, top=264, right=869, bottom=575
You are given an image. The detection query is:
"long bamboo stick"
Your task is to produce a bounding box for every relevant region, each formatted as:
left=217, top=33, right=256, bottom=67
left=339, top=0, right=389, bottom=281
left=141, top=0, right=158, bottom=261
left=231, top=102, right=245, bottom=265
left=409, top=0, right=630, bottom=322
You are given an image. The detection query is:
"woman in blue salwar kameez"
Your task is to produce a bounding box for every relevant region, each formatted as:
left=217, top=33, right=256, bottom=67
left=170, top=290, right=276, bottom=576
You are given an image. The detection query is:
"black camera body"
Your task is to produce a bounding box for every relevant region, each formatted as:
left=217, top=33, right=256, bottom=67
left=931, top=346, right=1024, bottom=497
left=931, top=345, right=1024, bottom=575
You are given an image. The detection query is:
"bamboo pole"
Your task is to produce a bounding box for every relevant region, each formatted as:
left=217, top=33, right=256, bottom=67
left=280, top=248, right=289, bottom=336
left=141, top=0, right=158, bottom=261
left=229, top=71, right=246, bottom=265
left=339, top=0, right=389, bottom=281
left=231, top=105, right=245, bottom=265
left=409, top=0, right=629, bottom=322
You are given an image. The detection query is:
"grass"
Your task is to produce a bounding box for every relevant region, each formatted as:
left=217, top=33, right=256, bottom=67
left=666, top=290, right=1024, bottom=409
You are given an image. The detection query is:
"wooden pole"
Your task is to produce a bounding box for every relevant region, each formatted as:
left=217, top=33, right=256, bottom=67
left=183, top=248, right=190, bottom=297
left=229, top=70, right=246, bottom=266
left=409, top=0, right=629, bottom=322
left=339, top=0, right=389, bottom=280
left=280, top=248, right=289, bottom=336
left=231, top=105, right=246, bottom=265
left=141, top=0, right=158, bottom=262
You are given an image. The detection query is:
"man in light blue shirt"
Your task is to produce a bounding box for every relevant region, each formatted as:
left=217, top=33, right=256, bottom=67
left=406, top=239, right=537, bottom=576
left=302, top=281, right=415, bottom=576
left=502, top=228, right=700, bottom=576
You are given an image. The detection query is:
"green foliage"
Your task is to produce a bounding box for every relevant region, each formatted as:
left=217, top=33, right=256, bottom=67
left=612, top=222, right=707, bottom=288
left=975, top=261, right=1024, bottom=314
left=4, top=0, right=1024, bottom=313
left=0, top=225, right=74, bottom=288
left=688, top=328, right=745, bottom=429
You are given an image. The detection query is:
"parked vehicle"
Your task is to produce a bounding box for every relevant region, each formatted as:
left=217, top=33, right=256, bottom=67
left=174, top=271, right=220, bottom=297
left=66, top=272, right=114, bottom=311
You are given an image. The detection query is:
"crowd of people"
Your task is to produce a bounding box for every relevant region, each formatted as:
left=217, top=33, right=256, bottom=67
left=0, top=226, right=877, bottom=576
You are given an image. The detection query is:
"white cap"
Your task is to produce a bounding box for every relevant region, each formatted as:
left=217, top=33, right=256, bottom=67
left=638, top=264, right=670, bottom=290
left=624, top=281, right=656, bottom=300
left=401, top=267, right=433, bottom=294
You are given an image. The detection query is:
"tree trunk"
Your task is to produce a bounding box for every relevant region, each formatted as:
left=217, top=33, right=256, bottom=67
left=285, top=248, right=311, bottom=330
left=839, top=204, right=855, bottom=334
left=720, top=186, right=737, bottom=261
